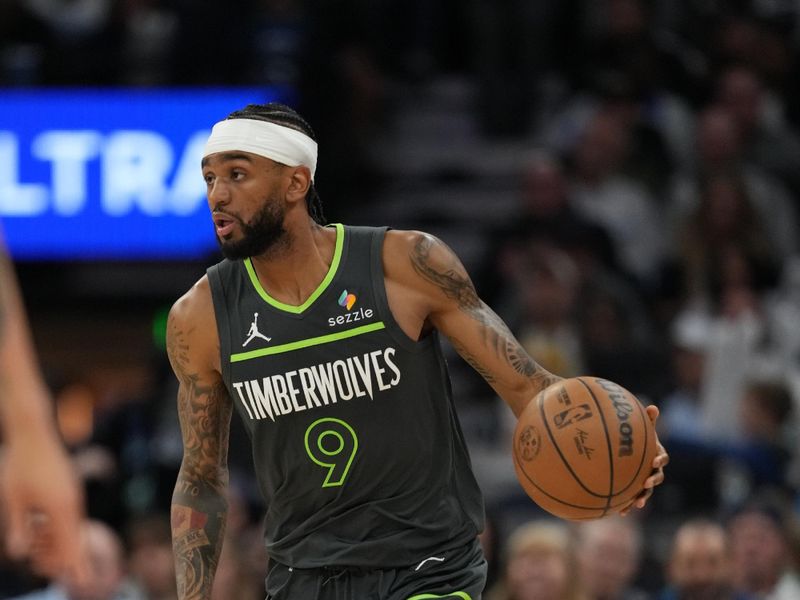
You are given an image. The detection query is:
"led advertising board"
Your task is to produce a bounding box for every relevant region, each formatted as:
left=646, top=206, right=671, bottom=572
left=0, top=88, right=280, bottom=260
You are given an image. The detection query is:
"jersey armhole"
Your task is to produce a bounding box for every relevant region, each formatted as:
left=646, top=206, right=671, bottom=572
left=369, top=227, right=434, bottom=353
left=206, top=263, right=233, bottom=387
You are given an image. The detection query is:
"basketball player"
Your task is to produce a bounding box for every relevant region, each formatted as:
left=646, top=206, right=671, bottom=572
left=0, top=239, right=87, bottom=581
left=168, top=103, right=669, bottom=600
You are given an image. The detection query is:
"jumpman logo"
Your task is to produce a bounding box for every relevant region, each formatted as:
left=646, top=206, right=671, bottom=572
left=243, top=312, right=272, bottom=347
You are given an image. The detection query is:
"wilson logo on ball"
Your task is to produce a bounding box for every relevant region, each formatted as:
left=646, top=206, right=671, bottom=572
left=596, top=379, right=635, bottom=457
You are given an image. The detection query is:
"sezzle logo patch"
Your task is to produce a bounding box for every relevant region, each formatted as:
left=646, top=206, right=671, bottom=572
left=338, top=290, right=357, bottom=310
left=329, top=289, right=374, bottom=327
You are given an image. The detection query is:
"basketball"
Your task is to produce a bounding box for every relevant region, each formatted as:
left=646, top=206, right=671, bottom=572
left=512, top=377, right=657, bottom=521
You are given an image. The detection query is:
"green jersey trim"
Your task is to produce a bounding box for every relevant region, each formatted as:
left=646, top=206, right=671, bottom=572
left=230, top=321, right=386, bottom=362
left=243, top=223, right=344, bottom=314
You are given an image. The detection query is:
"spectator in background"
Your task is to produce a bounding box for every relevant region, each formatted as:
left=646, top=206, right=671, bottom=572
left=487, top=520, right=586, bottom=600
left=658, top=311, right=710, bottom=444
left=21, top=0, right=120, bottom=84
left=513, top=246, right=585, bottom=378
left=675, top=171, right=778, bottom=307
left=656, top=311, right=720, bottom=515
left=245, top=0, right=309, bottom=91
left=595, top=76, right=677, bottom=200
left=716, top=65, right=800, bottom=196
left=726, top=381, right=794, bottom=497
left=297, top=0, right=386, bottom=217
left=763, top=256, right=800, bottom=372
left=567, top=109, right=665, bottom=287
left=479, top=153, right=617, bottom=311
left=575, top=515, right=649, bottom=600
left=209, top=480, right=265, bottom=600
left=672, top=188, right=775, bottom=447
left=125, top=514, right=176, bottom=600
left=659, top=519, right=751, bottom=600
left=542, top=0, right=696, bottom=178
left=169, top=0, right=250, bottom=85
left=571, top=0, right=700, bottom=106
left=48, top=376, right=124, bottom=532
left=727, top=501, right=800, bottom=600
left=10, top=519, right=141, bottom=600
left=0, top=1, right=48, bottom=84
left=119, top=0, right=177, bottom=86
left=668, top=172, right=775, bottom=449
left=576, top=280, right=665, bottom=398
left=669, top=107, right=798, bottom=260
left=211, top=533, right=265, bottom=600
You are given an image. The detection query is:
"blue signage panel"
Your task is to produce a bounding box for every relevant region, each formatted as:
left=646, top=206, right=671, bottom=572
left=0, top=88, right=280, bottom=260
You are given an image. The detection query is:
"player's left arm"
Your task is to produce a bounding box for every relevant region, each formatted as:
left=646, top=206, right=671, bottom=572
left=394, top=231, right=560, bottom=416
left=385, top=230, right=667, bottom=506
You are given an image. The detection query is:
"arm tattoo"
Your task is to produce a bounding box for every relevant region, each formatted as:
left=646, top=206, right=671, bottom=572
left=451, top=338, right=497, bottom=384
left=410, top=234, right=481, bottom=311
left=411, top=236, right=539, bottom=377
left=505, top=339, right=536, bottom=377
left=168, top=314, right=231, bottom=600
left=410, top=234, right=558, bottom=388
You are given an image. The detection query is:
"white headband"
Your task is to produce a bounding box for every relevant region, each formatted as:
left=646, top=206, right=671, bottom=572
left=203, top=118, right=318, bottom=180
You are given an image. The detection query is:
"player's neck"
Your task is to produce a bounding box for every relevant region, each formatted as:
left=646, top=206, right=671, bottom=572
left=249, top=218, right=335, bottom=306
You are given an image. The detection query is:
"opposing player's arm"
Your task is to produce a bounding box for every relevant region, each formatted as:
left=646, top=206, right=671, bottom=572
left=0, top=239, right=87, bottom=582
left=385, top=230, right=561, bottom=417
left=167, top=278, right=232, bottom=600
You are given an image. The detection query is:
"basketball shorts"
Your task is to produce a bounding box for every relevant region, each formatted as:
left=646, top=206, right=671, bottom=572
left=264, top=537, right=487, bottom=600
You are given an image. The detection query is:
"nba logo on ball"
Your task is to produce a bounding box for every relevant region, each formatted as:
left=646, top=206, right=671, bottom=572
left=512, top=377, right=656, bottom=521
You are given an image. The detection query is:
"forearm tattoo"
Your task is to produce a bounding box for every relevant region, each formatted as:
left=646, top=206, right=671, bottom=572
left=450, top=338, right=497, bottom=384
left=411, top=234, right=558, bottom=389
left=167, top=315, right=232, bottom=600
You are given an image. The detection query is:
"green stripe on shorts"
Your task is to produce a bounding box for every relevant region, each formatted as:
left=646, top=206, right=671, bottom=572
left=406, top=593, right=472, bottom=600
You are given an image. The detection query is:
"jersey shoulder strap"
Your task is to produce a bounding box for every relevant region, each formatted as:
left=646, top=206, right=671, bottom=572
left=207, top=259, right=237, bottom=385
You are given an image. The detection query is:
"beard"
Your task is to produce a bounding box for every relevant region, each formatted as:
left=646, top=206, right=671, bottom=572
left=215, top=194, right=288, bottom=260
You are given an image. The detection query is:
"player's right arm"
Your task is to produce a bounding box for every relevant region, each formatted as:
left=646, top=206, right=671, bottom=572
left=167, top=277, right=232, bottom=600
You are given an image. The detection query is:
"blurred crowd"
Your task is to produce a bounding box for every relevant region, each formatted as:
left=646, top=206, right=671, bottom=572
left=4, top=0, right=800, bottom=598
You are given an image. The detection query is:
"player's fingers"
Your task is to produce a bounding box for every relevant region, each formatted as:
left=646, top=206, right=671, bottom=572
left=645, top=404, right=660, bottom=424
left=618, top=496, right=635, bottom=515
left=619, top=479, right=656, bottom=515
left=635, top=487, right=654, bottom=509
left=62, top=527, right=91, bottom=586
left=643, top=467, right=665, bottom=489
left=47, top=496, right=89, bottom=583
left=653, top=445, right=670, bottom=469
left=3, top=491, right=31, bottom=559
left=619, top=492, right=646, bottom=515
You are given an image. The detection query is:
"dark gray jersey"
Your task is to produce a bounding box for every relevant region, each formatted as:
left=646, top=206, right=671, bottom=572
left=207, top=224, right=484, bottom=569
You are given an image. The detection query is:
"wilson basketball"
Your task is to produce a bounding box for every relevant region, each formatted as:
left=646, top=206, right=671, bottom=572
left=512, top=377, right=656, bottom=520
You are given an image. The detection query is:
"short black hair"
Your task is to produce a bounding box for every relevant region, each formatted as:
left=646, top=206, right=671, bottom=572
left=226, top=102, right=325, bottom=225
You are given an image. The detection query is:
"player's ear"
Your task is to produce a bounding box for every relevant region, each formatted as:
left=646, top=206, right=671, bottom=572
left=286, top=166, right=311, bottom=204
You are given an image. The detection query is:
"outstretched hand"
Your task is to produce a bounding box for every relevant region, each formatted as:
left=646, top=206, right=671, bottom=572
left=0, top=430, right=89, bottom=583
left=620, top=405, right=669, bottom=516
